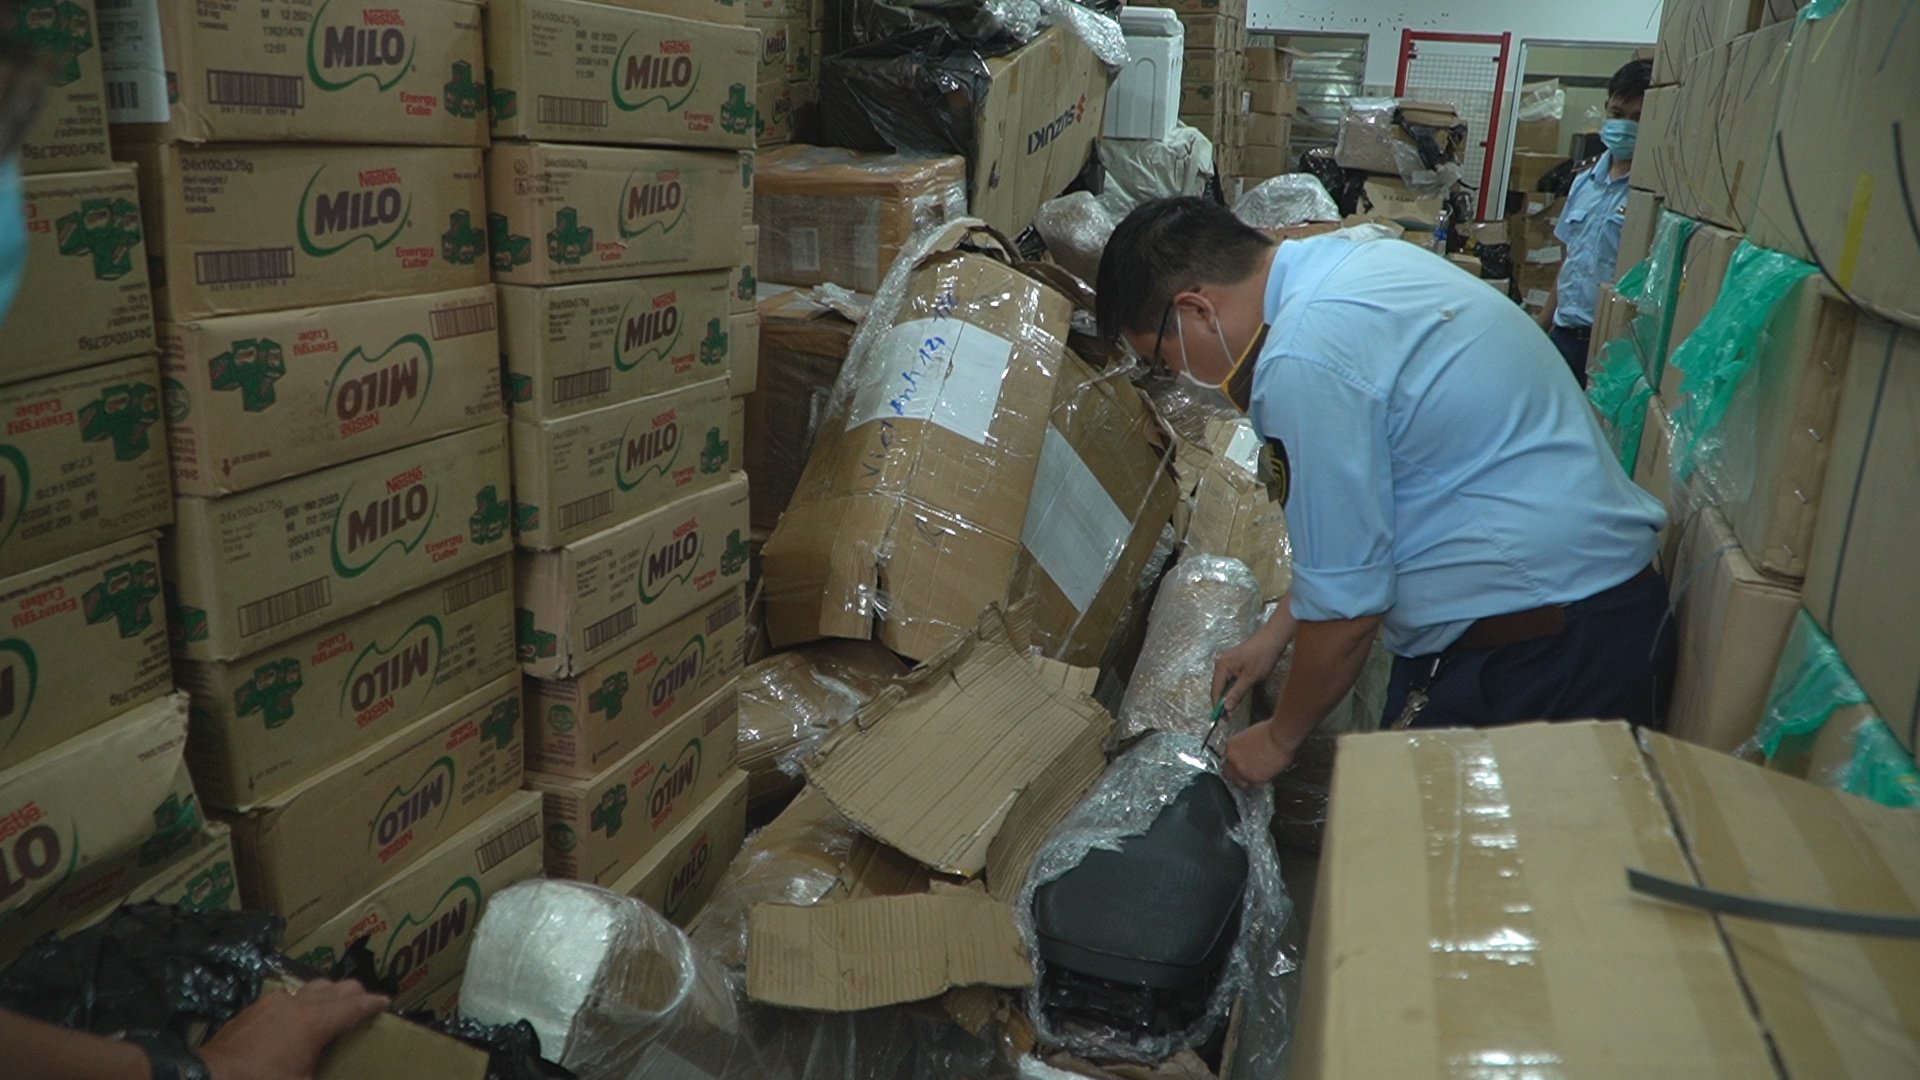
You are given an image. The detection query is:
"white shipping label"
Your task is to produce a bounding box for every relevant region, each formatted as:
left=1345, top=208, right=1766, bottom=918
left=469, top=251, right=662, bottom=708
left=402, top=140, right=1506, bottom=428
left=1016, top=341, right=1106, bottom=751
left=845, top=317, right=1013, bottom=445
left=790, top=227, right=821, bottom=273
left=97, top=0, right=170, bottom=123
left=1022, top=426, right=1130, bottom=613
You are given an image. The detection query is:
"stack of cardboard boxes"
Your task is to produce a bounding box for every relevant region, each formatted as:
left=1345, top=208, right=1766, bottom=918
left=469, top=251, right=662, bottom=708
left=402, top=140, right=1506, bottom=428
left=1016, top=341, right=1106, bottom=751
left=748, top=0, right=825, bottom=148
left=1237, top=44, right=1298, bottom=184
left=0, top=0, right=239, bottom=962
left=485, top=0, right=757, bottom=929
left=91, top=2, right=534, bottom=1012
left=1172, top=0, right=1245, bottom=178
left=1594, top=0, right=1920, bottom=781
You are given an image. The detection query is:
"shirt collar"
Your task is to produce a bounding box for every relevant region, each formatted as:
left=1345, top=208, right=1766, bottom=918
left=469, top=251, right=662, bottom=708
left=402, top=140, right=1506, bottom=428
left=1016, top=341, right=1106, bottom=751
left=1588, top=152, right=1628, bottom=186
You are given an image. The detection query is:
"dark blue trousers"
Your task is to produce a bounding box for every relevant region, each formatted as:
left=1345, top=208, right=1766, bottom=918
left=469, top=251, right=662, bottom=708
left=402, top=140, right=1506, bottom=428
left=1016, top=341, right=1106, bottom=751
left=1549, top=323, right=1594, bottom=388
left=1381, top=568, right=1677, bottom=730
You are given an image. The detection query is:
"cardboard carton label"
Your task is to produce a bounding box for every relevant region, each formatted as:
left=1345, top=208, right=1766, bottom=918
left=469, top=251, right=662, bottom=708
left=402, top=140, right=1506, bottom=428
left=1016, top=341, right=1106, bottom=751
left=102, top=0, right=488, bottom=146
left=224, top=674, right=524, bottom=942
left=526, top=586, right=745, bottom=778
left=0, top=694, right=200, bottom=958
left=516, top=474, right=750, bottom=678
left=486, top=0, right=757, bottom=148
left=0, top=355, right=173, bottom=575
left=168, top=423, right=511, bottom=662
left=125, top=143, right=488, bottom=321
left=499, top=269, right=733, bottom=422
left=177, top=557, right=515, bottom=807
left=0, top=167, right=155, bottom=383
left=611, top=767, right=746, bottom=923
left=162, top=286, right=503, bottom=496
left=511, top=378, right=736, bottom=549
left=17, top=0, right=111, bottom=175
left=487, top=143, right=750, bottom=287
left=732, top=226, right=756, bottom=314
left=0, top=533, right=172, bottom=772
left=288, top=790, right=542, bottom=1009
left=62, top=824, right=241, bottom=938
left=530, top=681, right=738, bottom=886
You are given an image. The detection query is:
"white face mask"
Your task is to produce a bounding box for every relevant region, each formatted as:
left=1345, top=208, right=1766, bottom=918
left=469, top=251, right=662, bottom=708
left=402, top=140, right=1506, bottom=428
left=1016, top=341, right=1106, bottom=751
left=1172, top=306, right=1241, bottom=391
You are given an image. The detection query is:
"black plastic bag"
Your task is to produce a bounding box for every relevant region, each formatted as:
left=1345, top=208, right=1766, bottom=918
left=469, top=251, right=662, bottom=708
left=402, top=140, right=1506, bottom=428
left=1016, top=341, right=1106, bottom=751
left=819, top=27, right=992, bottom=161
left=835, top=0, right=1122, bottom=54
left=1299, top=147, right=1367, bottom=217
left=411, top=1014, right=579, bottom=1080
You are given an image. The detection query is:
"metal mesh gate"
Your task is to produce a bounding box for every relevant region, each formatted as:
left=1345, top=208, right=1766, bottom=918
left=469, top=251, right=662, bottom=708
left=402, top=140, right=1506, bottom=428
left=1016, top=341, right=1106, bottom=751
left=1395, top=31, right=1512, bottom=219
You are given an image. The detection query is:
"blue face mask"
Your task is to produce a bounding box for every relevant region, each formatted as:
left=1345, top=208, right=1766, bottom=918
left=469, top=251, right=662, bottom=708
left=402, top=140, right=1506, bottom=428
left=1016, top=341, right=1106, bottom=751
left=1601, top=118, right=1638, bottom=161
left=0, top=156, right=24, bottom=327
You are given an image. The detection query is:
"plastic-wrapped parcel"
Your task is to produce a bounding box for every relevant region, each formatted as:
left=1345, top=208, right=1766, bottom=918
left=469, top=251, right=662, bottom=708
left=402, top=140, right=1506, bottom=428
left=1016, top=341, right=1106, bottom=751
left=1116, top=556, right=1260, bottom=741
left=1033, top=191, right=1118, bottom=285
left=1015, top=733, right=1292, bottom=1073
left=1233, top=174, right=1340, bottom=229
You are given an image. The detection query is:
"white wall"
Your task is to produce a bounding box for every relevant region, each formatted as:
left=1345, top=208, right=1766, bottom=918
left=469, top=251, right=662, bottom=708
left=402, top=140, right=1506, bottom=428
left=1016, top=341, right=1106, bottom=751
left=1249, top=0, right=1664, bottom=85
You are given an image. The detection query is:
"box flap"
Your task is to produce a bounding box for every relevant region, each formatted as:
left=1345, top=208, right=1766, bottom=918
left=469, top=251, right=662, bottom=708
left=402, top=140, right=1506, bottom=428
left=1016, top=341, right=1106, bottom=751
left=1644, top=731, right=1920, bottom=1080
left=746, top=885, right=1033, bottom=1010
left=803, top=608, right=1110, bottom=877
left=316, top=1012, right=489, bottom=1080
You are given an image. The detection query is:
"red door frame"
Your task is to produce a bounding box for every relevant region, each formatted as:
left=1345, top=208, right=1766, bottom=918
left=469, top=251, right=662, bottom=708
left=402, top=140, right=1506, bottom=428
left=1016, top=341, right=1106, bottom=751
left=1394, top=29, right=1514, bottom=220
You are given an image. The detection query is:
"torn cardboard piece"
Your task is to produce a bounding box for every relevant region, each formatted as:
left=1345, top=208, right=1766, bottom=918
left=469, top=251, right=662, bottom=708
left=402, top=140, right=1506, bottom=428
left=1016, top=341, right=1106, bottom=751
left=747, top=885, right=1033, bottom=1011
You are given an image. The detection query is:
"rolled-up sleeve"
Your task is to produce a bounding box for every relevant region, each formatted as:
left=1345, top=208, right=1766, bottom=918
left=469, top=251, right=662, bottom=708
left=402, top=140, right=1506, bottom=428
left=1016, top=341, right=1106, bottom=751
left=1257, top=356, right=1396, bottom=622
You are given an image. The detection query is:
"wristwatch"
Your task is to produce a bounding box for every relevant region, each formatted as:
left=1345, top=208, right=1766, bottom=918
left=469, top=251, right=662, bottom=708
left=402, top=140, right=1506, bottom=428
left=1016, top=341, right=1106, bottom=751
left=114, top=1032, right=215, bottom=1080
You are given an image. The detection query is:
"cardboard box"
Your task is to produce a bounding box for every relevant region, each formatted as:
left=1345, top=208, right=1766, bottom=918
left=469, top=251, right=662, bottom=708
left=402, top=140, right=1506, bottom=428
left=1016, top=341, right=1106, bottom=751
left=486, top=143, right=750, bottom=288
left=1748, top=3, right=1920, bottom=326
left=161, top=286, right=503, bottom=497
left=1247, top=80, right=1295, bottom=116
left=1632, top=397, right=1682, bottom=575
left=17, top=0, right=110, bottom=175
left=1293, top=720, right=1920, bottom=1079
left=0, top=534, right=171, bottom=770
left=1653, top=0, right=1755, bottom=85
left=1181, top=417, right=1292, bottom=601
left=1633, top=84, right=1679, bottom=199
left=743, top=293, right=856, bottom=533
left=611, top=767, right=747, bottom=924
left=103, top=0, right=488, bottom=146
left=517, top=473, right=751, bottom=679
left=1509, top=149, right=1563, bottom=195
left=761, top=227, right=1072, bottom=661
left=177, top=557, right=516, bottom=807
left=1749, top=609, right=1918, bottom=806
left=511, top=378, right=737, bottom=550
left=1513, top=115, right=1561, bottom=158
left=1361, top=176, right=1443, bottom=230
left=0, top=694, right=202, bottom=959
left=1659, top=221, right=1743, bottom=407
left=1018, top=352, right=1178, bottom=669
left=750, top=17, right=807, bottom=83
left=61, top=824, right=242, bottom=936
left=485, top=0, right=758, bottom=149
left=754, top=146, right=969, bottom=295
left=1617, top=189, right=1661, bottom=277
left=1805, top=316, right=1920, bottom=749
left=591, top=0, right=747, bottom=24
left=1336, top=100, right=1462, bottom=175
left=1243, top=45, right=1295, bottom=82
left=314, top=1013, right=489, bottom=1080
left=727, top=312, right=758, bottom=396
left=1651, top=24, right=1789, bottom=234
left=1174, top=14, right=1240, bottom=51
left=1240, top=144, right=1292, bottom=180
left=223, top=674, right=524, bottom=942
left=0, top=354, right=172, bottom=574
left=526, top=586, right=745, bottom=779
left=529, top=680, right=739, bottom=886
left=1245, top=111, right=1290, bottom=148
left=732, top=227, right=757, bottom=315
left=499, top=271, right=734, bottom=424
left=287, top=790, right=544, bottom=1009
left=167, top=423, right=513, bottom=662
left=1667, top=508, right=1799, bottom=752
left=123, top=143, right=489, bottom=322
left=754, top=78, right=795, bottom=146
left=0, top=167, right=155, bottom=384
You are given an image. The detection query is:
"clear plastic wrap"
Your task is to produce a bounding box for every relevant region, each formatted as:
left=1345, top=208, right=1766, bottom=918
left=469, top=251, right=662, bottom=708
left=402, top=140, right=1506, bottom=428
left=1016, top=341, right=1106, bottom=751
left=1738, top=612, right=1920, bottom=808
left=1618, top=209, right=1699, bottom=388
left=1517, top=81, right=1566, bottom=122
left=688, top=792, right=877, bottom=967
left=1664, top=242, right=1818, bottom=513
left=734, top=642, right=911, bottom=809
left=1036, top=0, right=1128, bottom=69
left=1232, top=174, right=1340, bottom=229
left=1100, top=125, right=1218, bottom=213
left=1033, top=191, right=1119, bottom=284
left=1332, top=98, right=1467, bottom=179
left=755, top=145, right=972, bottom=294
left=1116, top=555, right=1260, bottom=741
left=1014, top=733, right=1292, bottom=1073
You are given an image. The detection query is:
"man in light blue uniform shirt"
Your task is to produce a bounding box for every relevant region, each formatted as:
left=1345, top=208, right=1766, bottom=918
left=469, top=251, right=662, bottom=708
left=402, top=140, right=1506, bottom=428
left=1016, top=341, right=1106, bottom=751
left=1097, top=198, right=1673, bottom=788
left=1538, top=59, right=1651, bottom=386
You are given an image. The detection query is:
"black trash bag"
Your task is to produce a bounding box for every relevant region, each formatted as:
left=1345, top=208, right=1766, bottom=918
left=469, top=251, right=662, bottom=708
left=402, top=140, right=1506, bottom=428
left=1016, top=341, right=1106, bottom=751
left=837, top=0, right=1123, bottom=53
left=0, top=903, right=286, bottom=1053
left=820, top=27, right=992, bottom=162
left=410, top=1014, right=579, bottom=1080
left=1477, top=242, right=1514, bottom=280
left=1299, top=147, right=1366, bottom=217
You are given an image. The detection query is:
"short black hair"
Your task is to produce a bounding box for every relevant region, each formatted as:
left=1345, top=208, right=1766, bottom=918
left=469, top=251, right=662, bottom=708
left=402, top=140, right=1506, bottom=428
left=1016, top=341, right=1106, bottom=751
left=1609, top=59, right=1653, bottom=104
left=1096, top=197, right=1275, bottom=345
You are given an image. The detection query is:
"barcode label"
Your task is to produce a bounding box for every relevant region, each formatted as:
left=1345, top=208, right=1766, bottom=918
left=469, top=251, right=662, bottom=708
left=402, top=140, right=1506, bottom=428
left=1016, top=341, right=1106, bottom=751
left=97, top=0, right=170, bottom=124
left=584, top=606, right=637, bottom=652
left=552, top=369, right=612, bottom=404
left=537, top=96, right=609, bottom=128
left=106, top=80, right=141, bottom=111
left=238, top=579, right=331, bottom=638
left=790, top=227, right=820, bottom=273
left=429, top=302, right=496, bottom=341
left=196, top=248, right=295, bottom=286
left=560, top=492, right=614, bottom=533
left=474, top=813, right=542, bottom=873
left=443, top=562, right=509, bottom=614
left=207, top=70, right=304, bottom=109
left=707, top=591, right=744, bottom=631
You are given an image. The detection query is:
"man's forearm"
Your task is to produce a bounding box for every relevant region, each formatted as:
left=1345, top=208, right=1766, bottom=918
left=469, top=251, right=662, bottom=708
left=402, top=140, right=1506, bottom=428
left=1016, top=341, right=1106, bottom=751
left=1268, top=616, right=1381, bottom=749
left=1259, top=594, right=1299, bottom=648
left=0, top=1010, right=149, bottom=1080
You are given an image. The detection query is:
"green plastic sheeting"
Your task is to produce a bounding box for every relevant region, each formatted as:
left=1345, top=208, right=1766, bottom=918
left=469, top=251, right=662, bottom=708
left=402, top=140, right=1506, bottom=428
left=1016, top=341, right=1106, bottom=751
left=1748, top=611, right=1920, bottom=809
left=1586, top=339, right=1653, bottom=474
left=1666, top=242, right=1817, bottom=504
left=1618, top=211, right=1696, bottom=388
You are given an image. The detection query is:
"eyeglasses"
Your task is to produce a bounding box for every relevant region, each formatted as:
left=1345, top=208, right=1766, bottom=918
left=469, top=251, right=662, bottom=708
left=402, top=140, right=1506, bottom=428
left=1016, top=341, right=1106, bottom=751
left=1148, top=299, right=1176, bottom=372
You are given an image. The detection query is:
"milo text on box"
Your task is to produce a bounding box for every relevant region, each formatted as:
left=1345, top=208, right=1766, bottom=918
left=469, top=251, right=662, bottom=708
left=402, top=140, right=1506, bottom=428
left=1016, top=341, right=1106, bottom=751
left=498, top=269, right=734, bottom=421
left=177, top=557, right=516, bottom=807
left=162, top=286, right=503, bottom=496
left=0, top=354, right=172, bottom=576
left=168, top=423, right=512, bottom=662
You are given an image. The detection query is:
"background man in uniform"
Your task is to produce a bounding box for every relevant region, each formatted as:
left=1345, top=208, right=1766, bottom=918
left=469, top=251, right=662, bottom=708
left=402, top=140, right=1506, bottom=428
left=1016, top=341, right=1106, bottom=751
left=1096, top=199, right=1674, bottom=789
